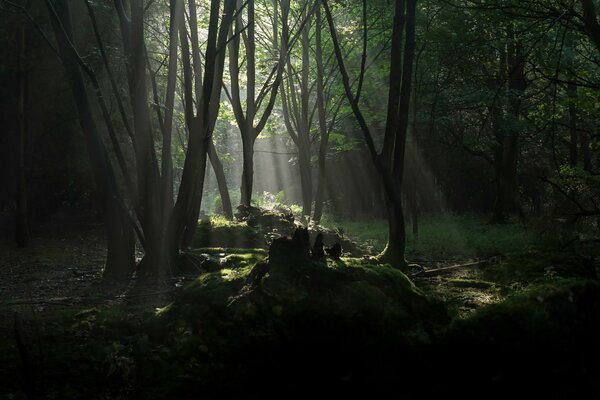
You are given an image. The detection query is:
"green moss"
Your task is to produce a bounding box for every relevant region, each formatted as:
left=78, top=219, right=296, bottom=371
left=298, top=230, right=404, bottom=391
left=483, top=249, right=596, bottom=285
left=447, top=278, right=599, bottom=335
left=159, top=253, right=448, bottom=350
left=193, top=217, right=262, bottom=248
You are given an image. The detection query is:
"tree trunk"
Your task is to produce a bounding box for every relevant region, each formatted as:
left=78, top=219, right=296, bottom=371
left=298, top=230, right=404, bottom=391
left=172, top=0, right=235, bottom=255
left=208, top=140, right=233, bottom=219
left=230, top=0, right=287, bottom=208
left=48, top=0, right=135, bottom=281
left=381, top=0, right=405, bottom=172
left=240, top=133, right=254, bottom=208
left=180, top=145, right=208, bottom=248
left=298, top=143, right=313, bottom=217
left=568, top=81, right=578, bottom=166
left=323, top=0, right=415, bottom=271
left=380, top=0, right=416, bottom=268
left=313, top=5, right=328, bottom=224
left=491, top=30, right=525, bottom=223
left=15, top=23, right=28, bottom=248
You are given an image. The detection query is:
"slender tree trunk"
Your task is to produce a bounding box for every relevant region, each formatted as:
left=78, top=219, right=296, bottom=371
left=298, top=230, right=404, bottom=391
left=16, top=23, right=28, bottom=248
left=48, top=0, right=135, bottom=281
left=129, top=0, right=169, bottom=281
left=299, top=7, right=312, bottom=217
left=174, top=0, right=236, bottom=249
left=568, top=82, right=578, bottom=166
left=181, top=145, right=209, bottom=248
left=240, top=134, right=255, bottom=207
left=298, top=142, right=313, bottom=217
left=161, top=0, right=184, bottom=225
left=381, top=0, right=405, bottom=171
left=381, top=0, right=416, bottom=267
left=323, top=0, right=415, bottom=271
left=492, top=30, right=525, bottom=223
left=231, top=0, right=288, bottom=208
left=313, top=5, right=329, bottom=223
left=208, top=141, right=233, bottom=219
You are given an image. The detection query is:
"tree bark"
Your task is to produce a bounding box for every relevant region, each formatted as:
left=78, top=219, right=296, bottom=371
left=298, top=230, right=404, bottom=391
left=313, top=5, right=329, bottom=223
left=15, top=23, right=28, bottom=248
left=173, top=0, right=236, bottom=250
left=231, top=0, right=289, bottom=207
left=492, top=28, right=525, bottom=223
left=47, top=0, right=135, bottom=281
left=208, top=141, right=234, bottom=219
left=381, top=0, right=405, bottom=172
left=568, top=81, right=578, bottom=166
left=322, top=0, right=415, bottom=271
left=381, top=0, right=416, bottom=266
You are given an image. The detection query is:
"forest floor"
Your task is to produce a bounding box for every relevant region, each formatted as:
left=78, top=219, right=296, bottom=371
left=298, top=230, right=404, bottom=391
left=1, top=210, right=599, bottom=398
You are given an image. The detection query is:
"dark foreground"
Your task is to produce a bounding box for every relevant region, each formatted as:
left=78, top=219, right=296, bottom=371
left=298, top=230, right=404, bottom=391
left=1, top=215, right=599, bottom=399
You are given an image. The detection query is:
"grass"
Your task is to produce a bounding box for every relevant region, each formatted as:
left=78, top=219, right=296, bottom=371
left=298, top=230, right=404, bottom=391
left=321, top=213, right=541, bottom=260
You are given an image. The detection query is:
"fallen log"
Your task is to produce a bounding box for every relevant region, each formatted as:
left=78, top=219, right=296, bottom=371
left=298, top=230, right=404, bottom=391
left=412, top=258, right=496, bottom=278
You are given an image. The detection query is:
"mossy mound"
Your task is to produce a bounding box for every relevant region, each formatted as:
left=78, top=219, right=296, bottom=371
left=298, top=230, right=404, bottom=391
left=161, top=255, right=447, bottom=336
left=192, top=217, right=264, bottom=248
left=152, top=254, right=448, bottom=396
left=192, top=212, right=363, bottom=255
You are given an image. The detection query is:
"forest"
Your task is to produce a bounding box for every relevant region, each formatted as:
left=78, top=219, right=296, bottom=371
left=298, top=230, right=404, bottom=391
left=1, top=0, right=600, bottom=398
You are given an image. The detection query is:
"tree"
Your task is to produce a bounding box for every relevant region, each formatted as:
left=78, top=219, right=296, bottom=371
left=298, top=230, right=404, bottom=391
left=323, top=0, right=417, bottom=270
left=227, top=0, right=289, bottom=209
left=15, top=18, right=28, bottom=247
left=45, top=0, right=237, bottom=283
left=46, top=0, right=136, bottom=281
left=280, top=1, right=314, bottom=217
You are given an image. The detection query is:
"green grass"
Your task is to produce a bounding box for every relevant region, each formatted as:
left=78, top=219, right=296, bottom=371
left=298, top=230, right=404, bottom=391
left=321, top=213, right=541, bottom=260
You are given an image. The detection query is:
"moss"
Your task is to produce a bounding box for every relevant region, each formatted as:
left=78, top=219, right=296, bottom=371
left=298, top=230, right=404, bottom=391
left=193, top=217, right=262, bottom=248
left=159, top=253, right=448, bottom=348
left=445, top=278, right=600, bottom=354
left=483, top=249, right=597, bottom=285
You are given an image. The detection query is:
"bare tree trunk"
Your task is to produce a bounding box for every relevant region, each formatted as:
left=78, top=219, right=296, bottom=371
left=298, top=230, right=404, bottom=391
left=492, top=29, right=525, bottom=223
left=313, top=5, right=328, bottom=223
left=381, top=0, right=416, bottom=266
left=300, top=6, right=313, bottom=217
left=47, top=0, right=135, bottom=281
left=15, top=23, right=28, bottom=248
left=240, top=134, right=255, bottom=207
left=174, top=0, right=236, bottom=249
left=129, top=0, right=169, bottom=281
left=161, top=0, right=184, bottom=225
left=381, top=0, right=405, bottom=171
left=231, top=0, right=288, bottom=208
left=208, top=141, right=233, bottom=219
left=323, top=0, right=415, bottom=271
left=298, top=143, right=313, bottom=217
left=568, top=81, right=578, bottom=166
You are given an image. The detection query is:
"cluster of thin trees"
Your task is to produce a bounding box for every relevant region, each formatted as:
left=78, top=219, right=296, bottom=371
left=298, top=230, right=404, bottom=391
left=5, top=0, right=416, bottom=282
